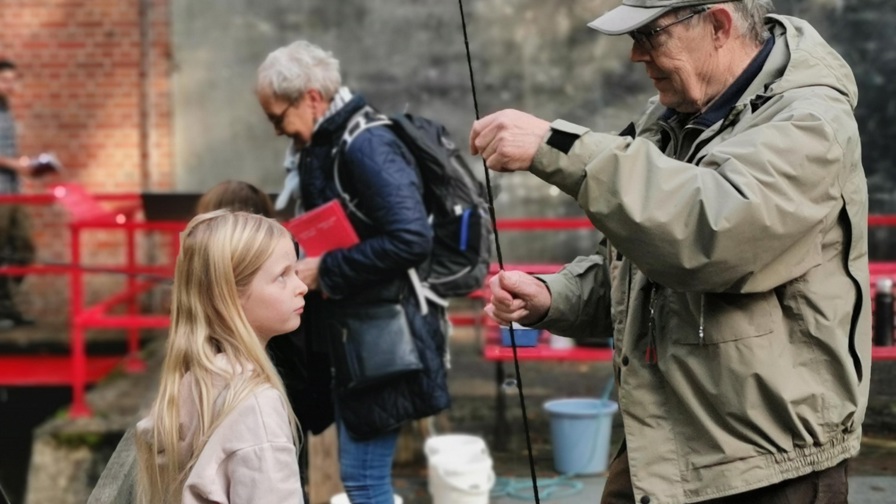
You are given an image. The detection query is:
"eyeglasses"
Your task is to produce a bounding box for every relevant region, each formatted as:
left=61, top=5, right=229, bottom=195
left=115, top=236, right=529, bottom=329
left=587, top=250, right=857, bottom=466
left=268, top=96, right=299, bottom=130
left=628, top=6, right=710, bottom=50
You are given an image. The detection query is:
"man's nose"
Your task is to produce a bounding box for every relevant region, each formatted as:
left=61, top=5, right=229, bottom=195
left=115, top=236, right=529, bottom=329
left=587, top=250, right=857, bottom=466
left=630, top=42, right=651, bottom=63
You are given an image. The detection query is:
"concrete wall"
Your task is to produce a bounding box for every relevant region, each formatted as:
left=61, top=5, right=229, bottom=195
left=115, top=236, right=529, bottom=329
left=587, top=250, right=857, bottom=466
left=169, top=0, right=643, bottom=261
left=170, top=0, right=852, bottom=193
left=170, top=0, right=509, bottom=192
left=171, top=0, right=893, bottom=261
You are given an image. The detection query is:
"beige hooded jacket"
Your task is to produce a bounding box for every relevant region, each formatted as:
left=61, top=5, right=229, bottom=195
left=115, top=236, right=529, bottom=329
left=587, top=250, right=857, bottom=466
left=137, top=357, right=303, bottom=503
left=531, top=15, right=869, bottom=503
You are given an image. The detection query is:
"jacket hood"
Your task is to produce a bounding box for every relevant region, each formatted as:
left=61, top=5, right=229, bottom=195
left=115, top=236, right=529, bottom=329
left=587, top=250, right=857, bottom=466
left=136, top=379, right=196, bottom=467
left=766, top=15, right=858, bottom=109
left=136, top=354, right=245, bottom=465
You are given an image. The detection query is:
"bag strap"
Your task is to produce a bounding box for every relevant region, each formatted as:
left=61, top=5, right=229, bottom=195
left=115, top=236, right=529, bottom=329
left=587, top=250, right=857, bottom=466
left=332, top=107, right=447, bottom=314
left=333, top=106, right=391, bottom=225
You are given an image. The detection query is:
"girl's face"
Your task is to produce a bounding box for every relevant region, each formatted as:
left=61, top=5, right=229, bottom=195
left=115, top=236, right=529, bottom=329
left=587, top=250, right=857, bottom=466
left=240, top=236, right=308, bottom=343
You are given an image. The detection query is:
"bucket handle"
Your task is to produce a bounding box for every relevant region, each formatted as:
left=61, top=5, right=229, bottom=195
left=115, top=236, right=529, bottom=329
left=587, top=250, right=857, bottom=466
left=436, top=466, right=496, bottom=494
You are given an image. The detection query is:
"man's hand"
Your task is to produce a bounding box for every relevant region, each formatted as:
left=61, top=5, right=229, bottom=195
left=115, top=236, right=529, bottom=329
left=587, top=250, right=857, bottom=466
left=469, top=110, right=550, bottom=172
left=297, top=256, right=321, bottom=291
left=485, top=270, right=552, bottom=327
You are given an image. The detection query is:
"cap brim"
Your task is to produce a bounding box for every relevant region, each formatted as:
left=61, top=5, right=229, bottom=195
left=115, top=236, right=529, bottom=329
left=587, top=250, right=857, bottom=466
left=587, top=5, right=670, bottom=35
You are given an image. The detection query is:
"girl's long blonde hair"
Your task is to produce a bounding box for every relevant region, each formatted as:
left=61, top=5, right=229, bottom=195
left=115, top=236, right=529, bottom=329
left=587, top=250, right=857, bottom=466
left=136, top=210, right=299, bottom=503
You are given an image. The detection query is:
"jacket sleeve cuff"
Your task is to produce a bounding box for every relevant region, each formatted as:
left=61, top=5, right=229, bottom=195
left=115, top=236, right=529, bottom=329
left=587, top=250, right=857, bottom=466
left=529, top=120, right=631, bottom=199
left=544, top=120, right=590, bottom=154
left=532, top=120, right=599, bottom=197
left=529, top=273, right=580, bottom=330
left=524, top=255, right=611, bottom=339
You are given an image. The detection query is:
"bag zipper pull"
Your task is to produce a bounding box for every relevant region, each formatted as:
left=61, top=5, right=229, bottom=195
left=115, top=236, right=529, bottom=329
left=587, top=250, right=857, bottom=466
left=645, top=344, right=657, bottom=364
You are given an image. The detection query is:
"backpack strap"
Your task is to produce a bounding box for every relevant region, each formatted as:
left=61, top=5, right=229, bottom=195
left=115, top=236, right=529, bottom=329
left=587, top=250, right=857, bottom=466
left=332, top=106, right=448, bottom=315
left=333, top=106, right=391, bottom=225
left=341, top=106, right=392, bottom=148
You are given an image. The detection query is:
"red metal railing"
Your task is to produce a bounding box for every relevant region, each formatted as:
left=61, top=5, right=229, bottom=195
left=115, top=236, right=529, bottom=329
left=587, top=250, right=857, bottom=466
left=469, top=217, right=896, bottom=363
left=0, top=188, right=184, bottom=417
left=1, top=192, right=896, bottom=417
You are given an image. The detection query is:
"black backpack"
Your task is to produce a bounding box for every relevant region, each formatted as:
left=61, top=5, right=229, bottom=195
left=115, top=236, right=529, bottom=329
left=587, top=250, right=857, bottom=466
left=334, top=106, right=492, bottom=299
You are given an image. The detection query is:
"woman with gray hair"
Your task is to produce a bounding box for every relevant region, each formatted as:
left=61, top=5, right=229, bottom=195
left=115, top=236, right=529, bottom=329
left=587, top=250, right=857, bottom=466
left=257, top=40, right=451, bottom=504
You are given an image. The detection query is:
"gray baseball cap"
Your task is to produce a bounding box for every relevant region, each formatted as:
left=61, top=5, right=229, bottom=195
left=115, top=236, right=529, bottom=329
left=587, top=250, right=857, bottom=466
left=587, top=0, right=719, bottom=35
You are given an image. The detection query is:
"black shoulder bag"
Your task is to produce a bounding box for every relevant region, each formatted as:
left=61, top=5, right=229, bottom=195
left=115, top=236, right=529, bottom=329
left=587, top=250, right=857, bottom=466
left=323, top=300, right=423, bottom=393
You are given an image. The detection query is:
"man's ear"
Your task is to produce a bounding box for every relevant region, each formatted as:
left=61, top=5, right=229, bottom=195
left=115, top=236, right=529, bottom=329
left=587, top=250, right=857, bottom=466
left=708, top=6, right=734, bottom=47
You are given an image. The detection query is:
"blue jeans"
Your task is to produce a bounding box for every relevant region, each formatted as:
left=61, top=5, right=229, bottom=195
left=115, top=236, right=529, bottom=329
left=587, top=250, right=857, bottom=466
left=337, top=417, right=400, bottom=504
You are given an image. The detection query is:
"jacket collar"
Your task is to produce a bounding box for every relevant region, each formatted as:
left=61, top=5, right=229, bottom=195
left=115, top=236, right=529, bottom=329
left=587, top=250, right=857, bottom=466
left=311, top=93, right=368, bottom=145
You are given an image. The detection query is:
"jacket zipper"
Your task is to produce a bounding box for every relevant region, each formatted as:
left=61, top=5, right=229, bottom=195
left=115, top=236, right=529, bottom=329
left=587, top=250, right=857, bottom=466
left=657, top=121, right=680, bottom=158
left=646, top=282, right=658, bottom=364
left=699, top=294, right=705, bottom=345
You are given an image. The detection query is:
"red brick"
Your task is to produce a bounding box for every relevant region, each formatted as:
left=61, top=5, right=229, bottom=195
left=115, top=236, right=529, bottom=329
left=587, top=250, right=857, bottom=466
left=0, top=0, right=173, bottom=323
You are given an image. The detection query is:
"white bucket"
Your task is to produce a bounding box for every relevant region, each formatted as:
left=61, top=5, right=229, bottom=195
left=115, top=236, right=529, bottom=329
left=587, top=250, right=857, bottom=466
left=424, top=434, right=488, bottom=460
left=549, top=332, right=575, bottom=349
left=329, top=493, right=403, bottom=504
left=424, top=434, right=494, bottom=504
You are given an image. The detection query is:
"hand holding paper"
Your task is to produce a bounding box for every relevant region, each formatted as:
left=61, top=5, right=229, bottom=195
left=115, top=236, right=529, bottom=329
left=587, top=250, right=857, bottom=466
left=284, top=199, right=360, bottom=257
left=28, top=153, right=64, bottom=178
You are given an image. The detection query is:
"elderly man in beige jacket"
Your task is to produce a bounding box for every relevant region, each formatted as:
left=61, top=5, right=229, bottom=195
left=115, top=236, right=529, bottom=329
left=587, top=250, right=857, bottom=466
left=471, top=1, right=869, bottom=503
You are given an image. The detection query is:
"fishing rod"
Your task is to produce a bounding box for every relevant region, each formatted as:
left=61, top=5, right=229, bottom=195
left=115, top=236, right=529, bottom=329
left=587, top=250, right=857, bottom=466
left=456, top=1, right=542, bottom=501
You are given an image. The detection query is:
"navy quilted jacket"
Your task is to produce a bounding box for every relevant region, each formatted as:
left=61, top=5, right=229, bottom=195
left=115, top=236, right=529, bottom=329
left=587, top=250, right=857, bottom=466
left=296, top=95, right=450, bottom=438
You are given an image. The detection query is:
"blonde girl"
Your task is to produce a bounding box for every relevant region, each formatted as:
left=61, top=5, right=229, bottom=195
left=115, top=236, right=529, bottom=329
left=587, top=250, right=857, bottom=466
left=136, top=210, right=307, bottom=503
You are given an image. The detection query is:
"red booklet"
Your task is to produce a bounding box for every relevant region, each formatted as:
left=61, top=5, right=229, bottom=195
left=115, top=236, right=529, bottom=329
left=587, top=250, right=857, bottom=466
left=284, top=199, right=360, bottom=257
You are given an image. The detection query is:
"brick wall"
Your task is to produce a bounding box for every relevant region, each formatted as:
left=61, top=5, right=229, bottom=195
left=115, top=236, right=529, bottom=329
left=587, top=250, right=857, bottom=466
left=0, top=0, right=172, bottom=325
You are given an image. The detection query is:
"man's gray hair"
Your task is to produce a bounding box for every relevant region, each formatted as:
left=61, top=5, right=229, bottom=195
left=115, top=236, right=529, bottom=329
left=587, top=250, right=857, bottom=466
left=727, top=0, right=774, bottom=45
left=256, top=40, right=342, bottom=101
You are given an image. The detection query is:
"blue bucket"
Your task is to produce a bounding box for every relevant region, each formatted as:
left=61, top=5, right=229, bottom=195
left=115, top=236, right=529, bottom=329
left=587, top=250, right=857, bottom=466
left=499, top=326, right=540, bottom=347
left=543, top=398, right=618, bottom=475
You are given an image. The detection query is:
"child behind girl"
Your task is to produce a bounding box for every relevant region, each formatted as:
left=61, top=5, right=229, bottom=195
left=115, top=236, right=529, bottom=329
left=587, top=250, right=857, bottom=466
left=136, top=210, right=308, bottom=503
left=195, top=180, right=275, bottom=218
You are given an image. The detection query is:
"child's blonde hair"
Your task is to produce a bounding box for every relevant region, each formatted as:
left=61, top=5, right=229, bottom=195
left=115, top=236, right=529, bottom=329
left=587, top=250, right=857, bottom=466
left=136, top=210, right=299, bottom=503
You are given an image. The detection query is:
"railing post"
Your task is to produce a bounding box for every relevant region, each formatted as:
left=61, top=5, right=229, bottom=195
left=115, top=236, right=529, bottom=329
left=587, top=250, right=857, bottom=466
left=69, top=225, right=90, bottom=418
left=124, top=221, right=146, bottom=372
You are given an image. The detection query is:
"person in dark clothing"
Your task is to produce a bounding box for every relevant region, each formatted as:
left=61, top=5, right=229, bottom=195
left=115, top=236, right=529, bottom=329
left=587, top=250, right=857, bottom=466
left=256, top=40, right=450, bottom=504
left=0, top=60, right=37, bottom=328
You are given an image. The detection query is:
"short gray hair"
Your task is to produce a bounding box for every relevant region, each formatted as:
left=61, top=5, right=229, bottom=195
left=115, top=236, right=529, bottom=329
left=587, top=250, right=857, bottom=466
left=256, top=40, right=342, bottom=101
left=727, top=0, right=773, bottom=46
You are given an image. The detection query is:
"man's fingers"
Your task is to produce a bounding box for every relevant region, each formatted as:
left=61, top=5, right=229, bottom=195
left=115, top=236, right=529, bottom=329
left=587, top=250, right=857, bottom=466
left=470, top=114, right=498, bottom=155
left=481, top=135, right=509, bottom=171
left=489, top=279, right=526, bottom=312
left=492, top=293, right=527, bottom=312
left=489, top=271, right=514, bottom=300
left=485, top=303, right=530, bottom=326
left=484, top=304, right=510, bottom=326
left=498, top=270, right=536, bottom=298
